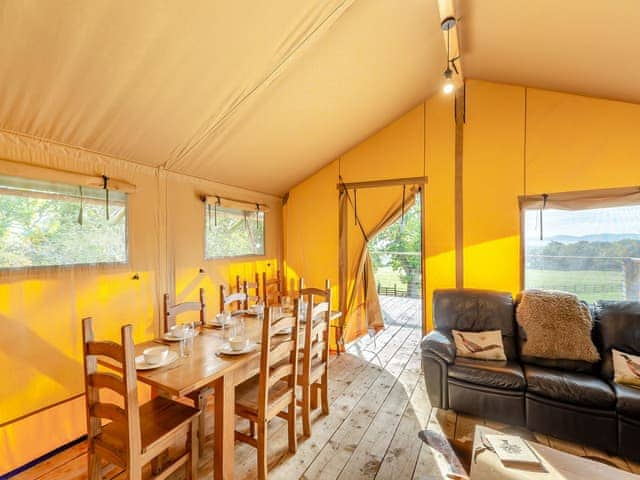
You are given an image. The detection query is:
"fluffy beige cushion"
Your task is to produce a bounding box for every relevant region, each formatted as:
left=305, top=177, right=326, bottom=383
left=452, top=329, right=506, bottom=361
left=516, top=289, right=600, bottom=362
left=613, top=349, right=640, bottom=388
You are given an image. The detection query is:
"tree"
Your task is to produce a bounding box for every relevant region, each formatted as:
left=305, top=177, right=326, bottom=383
left=369, top=199, right=422, bottom=296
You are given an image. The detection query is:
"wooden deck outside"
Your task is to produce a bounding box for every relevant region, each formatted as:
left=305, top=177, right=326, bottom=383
left=10, top=296, right=640, bottom=479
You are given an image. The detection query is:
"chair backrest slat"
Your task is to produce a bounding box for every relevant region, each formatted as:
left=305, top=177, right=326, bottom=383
left=219, top=286, right=247, bottom=313
left=87, top=341, right=123, bottom=363
left=163, top=288, right=207, bottom=333
left=268, top=363, right=294, bottom=388
left=91, top=402, right=127, bottom=423
left=88, top=372, right=126, bottom=396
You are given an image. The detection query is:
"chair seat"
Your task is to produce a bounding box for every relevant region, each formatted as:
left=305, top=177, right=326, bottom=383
left=96, top=396, right=199, bottom=456
left=448, top=358, right=526, bottom=391
left=613, top=383, right=640, bottom=419
left=524, top=365, right=616, bottom=409
left=235, top=375, right=292, bottom=413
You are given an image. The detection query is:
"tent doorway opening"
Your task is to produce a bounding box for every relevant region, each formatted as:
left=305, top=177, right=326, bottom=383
left=337, top=178, right=426, bottom=348
left=369, top=195, right=423, bottom=299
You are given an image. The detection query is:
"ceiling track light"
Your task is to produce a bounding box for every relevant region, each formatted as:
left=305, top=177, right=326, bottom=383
left=441, top=16, right=458, bottom=94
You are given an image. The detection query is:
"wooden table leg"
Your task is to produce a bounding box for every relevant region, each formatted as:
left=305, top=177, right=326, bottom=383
left=214, top=373, right=235, bottom=480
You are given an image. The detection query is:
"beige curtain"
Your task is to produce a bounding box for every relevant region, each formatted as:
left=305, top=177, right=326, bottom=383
left=339, top=185, right=420, bottom=344
left=519, top=186, right=640, bottom=210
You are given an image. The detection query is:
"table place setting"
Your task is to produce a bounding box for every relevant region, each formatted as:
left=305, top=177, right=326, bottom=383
left=206, top=311, right=234, bottom=328
left=135, top=345, right=179, bottom=370
left=216, top=317, right=259, bottom=356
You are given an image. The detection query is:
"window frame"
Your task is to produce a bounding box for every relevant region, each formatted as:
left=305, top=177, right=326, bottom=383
left=202, top=202, right=266, bottom=261
left=519, top=186, right=640, bottom=293
left=0, top=175, right=130, bottom=271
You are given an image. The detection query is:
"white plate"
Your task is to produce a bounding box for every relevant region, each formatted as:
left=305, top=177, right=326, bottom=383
left=218, top=342, right=258, bottom=356
left=205, top=319, right=234, bottom=328
left=162, top=331, right=196, bottom=341
left=135, top=351, right=179, bottom=370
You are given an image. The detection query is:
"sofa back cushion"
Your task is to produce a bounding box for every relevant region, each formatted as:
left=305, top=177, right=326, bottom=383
left=595, top=300, right=640, bottom=380
left=433, top=289, right=517, bottom=360
left=516, top=290, right=600, bottom=365
left=517, top=324, right=599, bottom=373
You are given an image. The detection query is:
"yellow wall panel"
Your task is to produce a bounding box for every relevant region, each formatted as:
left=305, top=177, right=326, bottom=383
left=463, top=80, right=525, bottom=294
left=339, top=104, right=425, bottom=182
left=424, top=94, right=456, bottom=329
left=526, top=88, right=640, bottom=194
left=284, top=160, right=339, bottom=298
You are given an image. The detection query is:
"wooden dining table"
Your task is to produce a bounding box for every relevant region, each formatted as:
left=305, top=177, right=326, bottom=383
left=127, top=315, right=263, bottom=480
left=119, top=309, right=343, bottom=480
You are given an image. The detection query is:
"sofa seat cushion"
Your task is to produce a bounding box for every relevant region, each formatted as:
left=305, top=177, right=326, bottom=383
left=448, top=358, right=526, bottom=391
left=524, top=365, right=615, bottom=409
left=613, top=383, right=640, bottom=419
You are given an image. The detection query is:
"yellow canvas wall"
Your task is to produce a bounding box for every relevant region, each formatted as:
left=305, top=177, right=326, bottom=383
left=284, top=98, right=457, bottom=332
left=284, top=79, right=640, bottom=339
left=462, top=81, right=525, bottom=293
left=0, top=139, right=282, bottom=474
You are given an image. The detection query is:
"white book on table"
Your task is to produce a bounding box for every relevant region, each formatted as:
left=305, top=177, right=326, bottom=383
left=484, top=434, right=541, bottom=467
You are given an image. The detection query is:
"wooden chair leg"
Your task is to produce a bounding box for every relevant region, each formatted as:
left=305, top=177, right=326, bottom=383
left=310, top=383, right=319, bottom=410
left=321, top=375, right=329, bottom=415
left=288, top=401, right=297, bottom=453
left=188, top=417, right=198, bottom=480
left=194, top=387, right=213, bottom=458
left=257, top=421, right=268, bottom=480
left=88, top=451, right=101, bottom=480
left=301, top=383, right=311, bottom=437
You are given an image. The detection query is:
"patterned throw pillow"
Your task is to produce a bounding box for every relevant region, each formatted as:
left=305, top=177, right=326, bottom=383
left=613, top=349, right=640, bottom=388
left=452, top=329, right=507, bottom=361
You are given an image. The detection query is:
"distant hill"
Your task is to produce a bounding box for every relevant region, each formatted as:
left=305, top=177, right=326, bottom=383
left=547, top=233, right=640, bottom=243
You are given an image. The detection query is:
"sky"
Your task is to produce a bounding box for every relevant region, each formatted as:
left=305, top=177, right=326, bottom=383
left=524, top=205, right=640, bottom=240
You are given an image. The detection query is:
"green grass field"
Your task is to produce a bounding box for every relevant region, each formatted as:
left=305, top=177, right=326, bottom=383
left=526, top=268, right=624, bottom=302
left=374, top=265, right=625, bottom=303
left=374, top=266, right=407, bottom=291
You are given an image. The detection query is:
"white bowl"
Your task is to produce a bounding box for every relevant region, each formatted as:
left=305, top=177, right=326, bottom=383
left=143, top=346, right=169, bottom=365
left=170, top=325, right=187, bottom=338
left=229, top=336, right=249, bottom=351
left=215, top=312, right=231, bottom=325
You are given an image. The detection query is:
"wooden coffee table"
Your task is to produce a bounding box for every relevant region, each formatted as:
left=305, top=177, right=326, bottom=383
left=471, top=425, right=639, bottom=480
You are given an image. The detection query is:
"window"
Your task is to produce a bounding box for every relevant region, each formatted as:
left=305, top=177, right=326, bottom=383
left=523, top=203, right=640, bottom=302
left=205, top=204, right=265, bottom=258
left=0, top=175, right=128, bottom=268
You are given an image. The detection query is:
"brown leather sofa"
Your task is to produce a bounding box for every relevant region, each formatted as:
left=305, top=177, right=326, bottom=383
left=421, top=289, right=640, bottom=460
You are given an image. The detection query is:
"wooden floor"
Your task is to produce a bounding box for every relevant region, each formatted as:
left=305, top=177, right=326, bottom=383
left=12, top=296, right=640, bottom=479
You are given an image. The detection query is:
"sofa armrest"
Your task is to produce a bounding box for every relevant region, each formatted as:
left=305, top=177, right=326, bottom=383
left=421, top=330, right=456, bottom=364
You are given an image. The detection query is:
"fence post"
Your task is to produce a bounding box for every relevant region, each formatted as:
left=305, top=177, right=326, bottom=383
left=623, top=258, right=640, bottom=301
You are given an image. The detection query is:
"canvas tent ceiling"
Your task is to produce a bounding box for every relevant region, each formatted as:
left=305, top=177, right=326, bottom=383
left=0, top=0, right=444, bottom=196
left=1, top=1, right=639, bottom=197
left=458, top=0, right=640, bottom=105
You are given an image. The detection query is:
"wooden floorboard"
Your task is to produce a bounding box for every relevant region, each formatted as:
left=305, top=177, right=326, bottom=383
left=10, top=296, right=639, bottom=479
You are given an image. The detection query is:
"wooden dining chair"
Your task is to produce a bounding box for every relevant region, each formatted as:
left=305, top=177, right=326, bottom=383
left=219, top=285, right=247, bottom=313
left=162, top=288, right=206, bottom=334
left=82, top=317, right=199, bottom=480
left=234, top=305, right=300, bottom=480
left=262, top=270, right=282, bottom=306
left=297, top=279, right=332, bottom=437
left=243, top=272, right=261, bottom=309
